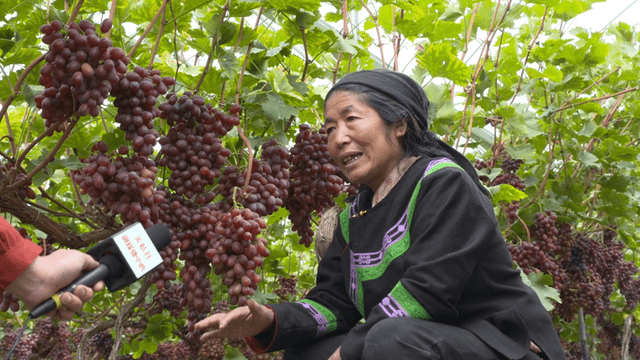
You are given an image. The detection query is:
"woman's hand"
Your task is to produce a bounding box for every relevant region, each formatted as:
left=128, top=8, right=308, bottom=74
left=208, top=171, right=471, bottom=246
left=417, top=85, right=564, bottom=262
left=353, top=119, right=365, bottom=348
left=195, top=299, right=275, bottom=342
left=328, top=346, right=342, bottom=360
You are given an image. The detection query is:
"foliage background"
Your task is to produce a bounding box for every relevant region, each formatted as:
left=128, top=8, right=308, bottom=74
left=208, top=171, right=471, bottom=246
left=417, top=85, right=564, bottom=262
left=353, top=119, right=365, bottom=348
left=1, top=0, right=640, bottom=359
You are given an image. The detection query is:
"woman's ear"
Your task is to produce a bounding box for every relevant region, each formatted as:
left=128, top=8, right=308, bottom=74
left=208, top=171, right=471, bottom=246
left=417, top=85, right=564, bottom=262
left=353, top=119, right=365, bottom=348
left=394, top=120, right=408, bottom=138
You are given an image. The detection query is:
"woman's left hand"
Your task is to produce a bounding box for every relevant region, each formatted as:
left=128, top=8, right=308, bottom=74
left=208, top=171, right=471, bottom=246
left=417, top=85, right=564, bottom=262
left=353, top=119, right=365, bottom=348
left=328, top=346, right=342, bottom=360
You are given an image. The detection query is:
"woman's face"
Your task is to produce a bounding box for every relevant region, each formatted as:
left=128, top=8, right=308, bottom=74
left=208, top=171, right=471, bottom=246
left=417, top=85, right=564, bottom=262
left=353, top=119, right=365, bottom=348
left=324, top=91, right=405, bottom=192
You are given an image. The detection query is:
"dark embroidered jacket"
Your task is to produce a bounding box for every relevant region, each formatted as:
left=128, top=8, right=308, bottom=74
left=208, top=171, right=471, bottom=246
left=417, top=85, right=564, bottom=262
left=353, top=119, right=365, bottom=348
left=251, top=157, right=565, bottom=360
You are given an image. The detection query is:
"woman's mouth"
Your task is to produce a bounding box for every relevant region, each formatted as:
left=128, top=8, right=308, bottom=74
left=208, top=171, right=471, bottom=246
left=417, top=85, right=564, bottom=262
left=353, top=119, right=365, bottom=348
left=343, top=154, right=362, bottom=165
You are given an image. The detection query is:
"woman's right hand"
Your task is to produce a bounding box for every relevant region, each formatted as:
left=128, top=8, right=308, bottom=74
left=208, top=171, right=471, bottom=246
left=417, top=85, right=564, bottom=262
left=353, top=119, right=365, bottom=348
left=195, top=299, right=275, bottom=342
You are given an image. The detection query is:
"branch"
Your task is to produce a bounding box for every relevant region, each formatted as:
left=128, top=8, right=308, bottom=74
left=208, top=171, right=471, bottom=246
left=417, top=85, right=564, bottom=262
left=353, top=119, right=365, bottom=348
left=1, top=98, right=16, bottom=157
left=106, top=0, right=117, bottom=39
left=194, top=0, right=229, bottom=93
left=10, top=118, right=79, bottom=191
left=523, top=127, right=558, bottom=208
left=235, top=8, right=263, bottom=105
left=127, top=0, right=169, bottom=59
left=552, top=87, right=637, bottom=114
left=301, top=27, right=311, bottom=81
left=331, top=0, right=349, bottom=84
left=451, top=3, right=479, bottom=101
left=510, top=7, right=548, bottom=105
left=0, top=54, right=45, bottom=125
left=358, top=0, right=385, bottom=67
left=67, top=0, right=85, bottom=26
left=109, top=278, right=153, bottom=360
left=149, top=7, right=168, bottom=69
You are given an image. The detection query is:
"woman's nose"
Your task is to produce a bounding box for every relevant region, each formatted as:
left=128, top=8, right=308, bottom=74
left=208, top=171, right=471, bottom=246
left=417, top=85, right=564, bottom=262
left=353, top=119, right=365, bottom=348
left=332, top=123, right=350, bottom=148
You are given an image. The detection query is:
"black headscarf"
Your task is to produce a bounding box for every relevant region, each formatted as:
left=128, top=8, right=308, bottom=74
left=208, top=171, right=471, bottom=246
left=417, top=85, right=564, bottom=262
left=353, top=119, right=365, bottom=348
left=326, top=69, right=489, bottom=197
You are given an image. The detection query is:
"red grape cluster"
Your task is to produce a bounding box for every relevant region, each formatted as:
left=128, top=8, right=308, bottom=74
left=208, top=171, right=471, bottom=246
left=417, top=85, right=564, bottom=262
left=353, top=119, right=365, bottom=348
left=158, top=126, right=230, bottom=198
left=204, top=207, right=269, bottom=306
left=0, top=331, right=37, bottom=360
left=218, top=140, right=291, bottom=217
left=275, top=274, right=298, bottom=301
left=530, top=211, right=559, bottom=254
left=285, top=125, right=343, bottom=246
left=157, top=93, right=239, bottom=198
left=504, top=201, right=520, bottom=224
left=36, top=18, right=127, bottom=131
left=73, top=142, right=165, bottom=228
left=508, top=211, right=564, bottom=288
left=110, top=66, right=174, bottom=156
left=88, top=330, right=114, bottom=359
left=149, top=284, right=185, bottom=318
left=552, top=227, right=640, bottom=321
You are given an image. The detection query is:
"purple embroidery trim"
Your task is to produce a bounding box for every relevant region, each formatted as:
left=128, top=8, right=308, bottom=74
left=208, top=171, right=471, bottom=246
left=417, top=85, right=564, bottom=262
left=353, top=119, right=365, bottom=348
left=299, top=302, right=329, bottom=335
left=424, top=158, right=454, bottom=175
left=379, top=295, right=410, bottom=318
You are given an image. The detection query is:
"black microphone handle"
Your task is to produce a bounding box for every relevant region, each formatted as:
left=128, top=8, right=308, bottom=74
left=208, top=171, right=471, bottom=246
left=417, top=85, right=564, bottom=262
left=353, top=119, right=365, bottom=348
left=29, top=263, right=110, bottom=319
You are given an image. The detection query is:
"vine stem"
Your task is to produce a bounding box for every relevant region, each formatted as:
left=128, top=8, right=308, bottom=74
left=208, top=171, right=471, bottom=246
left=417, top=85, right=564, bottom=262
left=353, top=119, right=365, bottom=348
left=106, top=0, right=117, bottom=39
left=109, top=278, right=153, bottom=360
left=358, top=0, right=385, bottom=67
left=67, top=0, right=85, bottom=26
left=523, top=127, right=558, bottom=209
left=235, top=8, right=263, bottom=105
left=450, top=3, right=480, bottom=102
left=509, top=7, right=549, bottom=106
left=331, top=0, right=349, bottom=84
left=238, top=119, right=254, bottom=191
left=301, top=27, right=310, bottom=81
left=0, top=98, right=16, bottom=157
left=127, top=0, right=169, bottom=59
left=457, top=0, right=511, bottom=150
left=9, top=117, right=79, bottom=192
left=195, top=0, right=230, bottom=93
left=553, top=87, right=637, bottom=114
left=149, top=7, right=167, bottom=69
left=0, top=54, right=45, bottom=129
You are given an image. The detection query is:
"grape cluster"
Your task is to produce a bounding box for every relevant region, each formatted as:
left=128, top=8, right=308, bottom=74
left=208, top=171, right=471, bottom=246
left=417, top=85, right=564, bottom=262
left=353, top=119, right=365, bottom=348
left=552, top=226, right=640, bottom=321
left=88, top=330, right=114, bottom=359
left=0, top=332, right=37, bottom=360
left=504, top=201, right=519, bottom=224
left=275, top=274, right=298, bottom=301
left=285, top=125, right=343, bottom=246
left=157, top=93, right=238, bottom=198
left=149, top=284, right=185, bottom=318
left=36, top=18, right=127, bottom=131
left=218, top=140, right=291, bottom=217
left=110, top=66, right=174, bottom=156
left=508, top=211, right=563, bottom=289
left=204, top=207, right=269, bottom=306
left=73, top=142, right=165, bottom=228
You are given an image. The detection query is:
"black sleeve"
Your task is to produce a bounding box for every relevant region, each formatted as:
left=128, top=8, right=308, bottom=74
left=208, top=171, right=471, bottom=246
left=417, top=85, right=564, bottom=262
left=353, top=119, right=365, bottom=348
left=250, top=229, right=362, bottom=352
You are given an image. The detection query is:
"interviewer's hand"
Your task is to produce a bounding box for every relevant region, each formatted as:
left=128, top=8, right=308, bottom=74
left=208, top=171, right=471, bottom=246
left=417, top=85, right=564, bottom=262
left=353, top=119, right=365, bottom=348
left=195, top=299, right=275, bottom=342
left=6, top=249, right=104, bottom=320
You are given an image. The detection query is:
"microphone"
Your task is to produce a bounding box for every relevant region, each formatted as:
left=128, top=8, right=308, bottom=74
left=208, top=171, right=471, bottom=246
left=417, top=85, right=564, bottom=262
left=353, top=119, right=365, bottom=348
left=29, top=222, right=172, bottom=319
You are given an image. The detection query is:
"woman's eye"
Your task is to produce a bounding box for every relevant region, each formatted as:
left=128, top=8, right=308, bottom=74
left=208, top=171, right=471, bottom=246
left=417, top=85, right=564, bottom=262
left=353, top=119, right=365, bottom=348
left=325, top=126, right=335, bottom=134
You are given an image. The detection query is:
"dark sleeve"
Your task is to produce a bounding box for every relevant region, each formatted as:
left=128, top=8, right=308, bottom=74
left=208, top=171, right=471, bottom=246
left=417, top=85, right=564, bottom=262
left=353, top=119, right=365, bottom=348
left=340, top=166, right=497, bottom=360
left=247, top=230, right=362, bottom=353
left=0, top=216, right=42, bottom=292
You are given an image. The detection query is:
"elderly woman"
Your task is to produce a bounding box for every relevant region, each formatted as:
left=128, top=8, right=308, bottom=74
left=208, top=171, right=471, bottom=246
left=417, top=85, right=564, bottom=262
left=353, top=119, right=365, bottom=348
left=195, top=69, right=565, bottom=360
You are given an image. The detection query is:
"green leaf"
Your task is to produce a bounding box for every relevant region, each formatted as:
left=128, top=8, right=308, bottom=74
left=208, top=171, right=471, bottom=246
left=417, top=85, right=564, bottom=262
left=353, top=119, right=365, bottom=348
left=520, top=270, right=561, bottom=311
left=542, top=66, right=563, bottom=82
left=577, top=151, right=600, bottom=167
left=261, top=92, right=298, bottom=121
left=417, top=43, right=471, bottom=86
left=489, top=184, right=527, bottom=204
